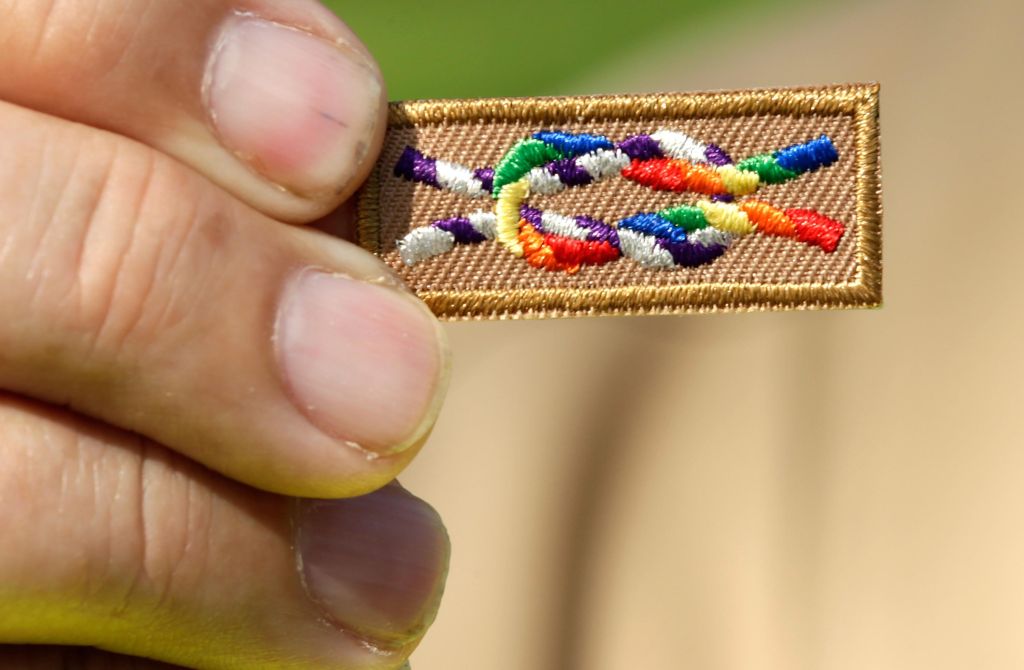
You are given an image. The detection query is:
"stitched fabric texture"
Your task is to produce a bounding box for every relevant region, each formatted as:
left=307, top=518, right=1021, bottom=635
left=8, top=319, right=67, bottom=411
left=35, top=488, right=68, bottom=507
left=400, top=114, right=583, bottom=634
left=393, top=132, right=845, bottom=273
left=357, top=85, right=881, bottom=319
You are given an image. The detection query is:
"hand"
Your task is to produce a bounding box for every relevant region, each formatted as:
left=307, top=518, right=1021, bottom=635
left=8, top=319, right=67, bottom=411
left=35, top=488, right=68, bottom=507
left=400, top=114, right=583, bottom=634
left=0, top=1, right=451, bottom=668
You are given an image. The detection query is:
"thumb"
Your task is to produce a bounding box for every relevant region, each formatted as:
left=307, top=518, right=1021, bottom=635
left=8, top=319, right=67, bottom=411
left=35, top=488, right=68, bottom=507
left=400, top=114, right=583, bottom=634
left=0, top=396, right=447, bottom=669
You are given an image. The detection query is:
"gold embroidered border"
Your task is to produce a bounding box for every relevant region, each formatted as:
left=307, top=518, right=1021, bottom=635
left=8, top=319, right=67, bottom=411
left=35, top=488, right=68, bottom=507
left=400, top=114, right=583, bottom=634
left=357, top=83, right=881, bottom=320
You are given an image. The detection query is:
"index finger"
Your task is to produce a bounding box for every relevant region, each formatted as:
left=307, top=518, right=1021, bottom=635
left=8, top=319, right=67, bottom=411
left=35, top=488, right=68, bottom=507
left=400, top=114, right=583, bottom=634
left=0, top=0, right=386, bottom=223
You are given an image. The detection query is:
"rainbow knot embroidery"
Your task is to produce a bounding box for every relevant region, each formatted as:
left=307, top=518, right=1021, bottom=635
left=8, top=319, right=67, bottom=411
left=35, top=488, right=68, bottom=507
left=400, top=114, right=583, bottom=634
left=394, top=130, right=845, bottom=273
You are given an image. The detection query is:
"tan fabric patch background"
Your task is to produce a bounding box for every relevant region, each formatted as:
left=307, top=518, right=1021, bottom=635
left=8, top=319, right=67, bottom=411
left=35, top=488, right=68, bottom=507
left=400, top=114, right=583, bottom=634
left=358, top=87, right=880, bottom=318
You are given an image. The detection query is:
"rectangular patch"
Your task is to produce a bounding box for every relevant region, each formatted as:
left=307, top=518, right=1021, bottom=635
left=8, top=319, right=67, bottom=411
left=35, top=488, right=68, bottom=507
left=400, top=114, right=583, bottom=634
left=357, top=84, right=882, bottom=320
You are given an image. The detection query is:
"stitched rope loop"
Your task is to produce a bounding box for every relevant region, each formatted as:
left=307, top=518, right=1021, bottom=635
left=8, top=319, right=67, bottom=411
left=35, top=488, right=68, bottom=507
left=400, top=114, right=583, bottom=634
left=394, top=131, right=844, bottom=272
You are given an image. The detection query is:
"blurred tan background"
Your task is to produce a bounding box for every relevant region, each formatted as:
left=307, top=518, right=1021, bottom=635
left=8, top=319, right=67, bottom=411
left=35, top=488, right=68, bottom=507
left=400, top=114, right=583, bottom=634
left=387, top=0, right=1024, bottom=668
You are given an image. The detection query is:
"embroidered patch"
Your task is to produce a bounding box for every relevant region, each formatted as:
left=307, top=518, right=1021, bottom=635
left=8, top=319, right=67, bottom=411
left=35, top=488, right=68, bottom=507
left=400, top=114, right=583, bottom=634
left=357, top=84, right=881, bottom=319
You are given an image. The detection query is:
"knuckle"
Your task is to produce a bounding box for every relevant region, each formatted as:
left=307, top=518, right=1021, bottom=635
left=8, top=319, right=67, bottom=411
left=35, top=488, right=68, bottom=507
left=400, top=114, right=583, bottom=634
left=68, top=147, right=175, bottom=356
left=0, top=398, right=136, bottom=604
left=0, top=397, right=217, bottom=627
left=2, top=0, right=138, bottom=82
left=75, top=151, right=236, bottom=361
left=115, top=442, right=217, bottom=617
left=0, top=401, right=46, bottom=566
left=5, top=125, right=234, bottom=367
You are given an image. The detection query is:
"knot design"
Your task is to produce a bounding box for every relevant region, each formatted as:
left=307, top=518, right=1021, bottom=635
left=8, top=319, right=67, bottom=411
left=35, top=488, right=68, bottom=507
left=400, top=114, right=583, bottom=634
left=394, top=130, right=845, bottom=274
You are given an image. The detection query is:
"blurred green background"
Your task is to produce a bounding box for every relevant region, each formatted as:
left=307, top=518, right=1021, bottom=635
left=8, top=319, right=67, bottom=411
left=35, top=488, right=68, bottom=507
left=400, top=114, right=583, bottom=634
left=322, top=0, right=811, bottom=99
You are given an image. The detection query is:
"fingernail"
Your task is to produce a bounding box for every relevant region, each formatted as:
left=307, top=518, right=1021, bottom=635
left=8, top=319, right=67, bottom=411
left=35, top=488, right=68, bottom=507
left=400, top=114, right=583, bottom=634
left=276, top=270, right=449, bottom=455
left=296, top=485, right=450, bottom=645
left=205, top=15, right=382, bottom=195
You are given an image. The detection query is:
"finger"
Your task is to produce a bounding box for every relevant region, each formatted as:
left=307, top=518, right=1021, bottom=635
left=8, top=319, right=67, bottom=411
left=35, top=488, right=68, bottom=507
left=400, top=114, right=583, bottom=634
left=0, top=0, right=386, bottom=223
left=0, top=650, right=412, bottom=670
left=0, top=99, right=449, bottom=498
left=0, top=396, right=446, bottom=669
left=0, top=647, right=181, bottom=669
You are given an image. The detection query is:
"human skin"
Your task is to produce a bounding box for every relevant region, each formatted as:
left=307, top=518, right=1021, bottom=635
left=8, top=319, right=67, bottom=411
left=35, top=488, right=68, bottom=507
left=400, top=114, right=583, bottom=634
left=0, top=1, right=449, bottom=668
